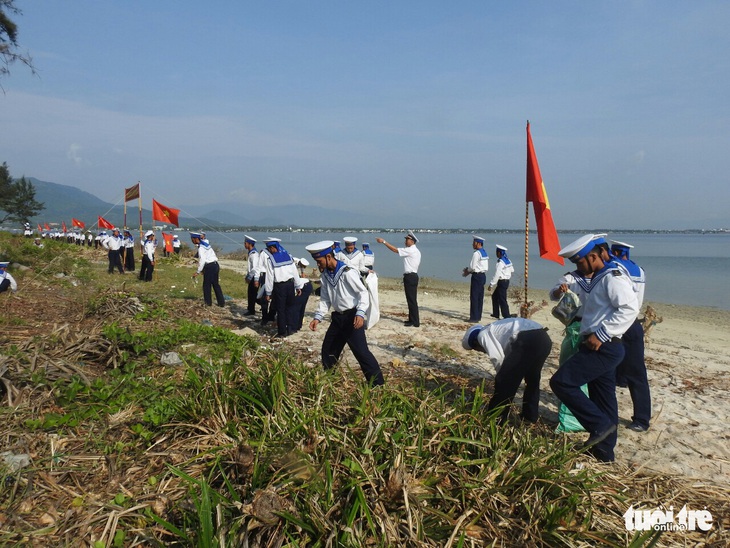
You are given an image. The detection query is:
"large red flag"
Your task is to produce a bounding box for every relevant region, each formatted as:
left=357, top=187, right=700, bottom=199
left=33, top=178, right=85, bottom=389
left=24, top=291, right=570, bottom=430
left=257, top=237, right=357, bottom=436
left=98, top=216, right=114, bottom=230
left=125, top=183, right=140, bottom=202
left=152, top=199, right=180, bottom=227
left=526, top=122, right=564, bottom=265
left=72, top=218, right=85, bottom=229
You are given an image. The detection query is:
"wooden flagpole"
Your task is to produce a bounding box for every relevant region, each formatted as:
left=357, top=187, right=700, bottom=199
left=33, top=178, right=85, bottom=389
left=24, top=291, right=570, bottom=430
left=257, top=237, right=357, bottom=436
left=524, top=201, right=530, bottom=316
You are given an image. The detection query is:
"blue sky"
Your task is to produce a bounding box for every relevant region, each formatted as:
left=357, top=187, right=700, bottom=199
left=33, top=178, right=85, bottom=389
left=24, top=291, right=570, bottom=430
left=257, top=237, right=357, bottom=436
left=2, top=1, right=729, bottom=229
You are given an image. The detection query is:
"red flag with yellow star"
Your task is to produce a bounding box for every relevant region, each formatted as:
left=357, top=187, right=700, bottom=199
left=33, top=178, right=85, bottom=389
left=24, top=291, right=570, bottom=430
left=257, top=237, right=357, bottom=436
left=526, top=122, right=563, bottom=265
left=152, top=199, right=180, bottom=227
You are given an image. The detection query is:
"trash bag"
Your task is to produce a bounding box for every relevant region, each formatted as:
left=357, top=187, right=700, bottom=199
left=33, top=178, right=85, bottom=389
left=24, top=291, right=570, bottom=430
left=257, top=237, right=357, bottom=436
left=556, top=321, right=588, bottom=433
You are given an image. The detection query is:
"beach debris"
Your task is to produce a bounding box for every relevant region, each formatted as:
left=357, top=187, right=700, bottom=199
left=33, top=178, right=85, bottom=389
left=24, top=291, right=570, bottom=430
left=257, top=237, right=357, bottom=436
left=1, top=451, right=31, bottom=472
left=160, top=352, right=183, bottom=366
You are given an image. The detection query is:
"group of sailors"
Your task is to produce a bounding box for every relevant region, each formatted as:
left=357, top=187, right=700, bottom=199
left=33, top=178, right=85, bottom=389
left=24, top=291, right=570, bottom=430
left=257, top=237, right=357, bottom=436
left=242, top=235, right=377, bottom=338
left=461, top=233, right=649, bottom=463
left=13, top=222, right=652, bottom=463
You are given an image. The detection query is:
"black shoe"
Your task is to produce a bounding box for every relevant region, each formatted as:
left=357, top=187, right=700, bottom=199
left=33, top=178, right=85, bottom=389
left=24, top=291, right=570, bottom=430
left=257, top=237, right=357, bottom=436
left=468, top=318, right=480, bottom=323
left=626, top=422, right=649, bottom=432
left=404, top=321, right=413, bottom=326
left=582, top=424, right=617, bottom=448
left=243, top=311, right=255, bottom=316
left=490, top=315, right=500, bottom=319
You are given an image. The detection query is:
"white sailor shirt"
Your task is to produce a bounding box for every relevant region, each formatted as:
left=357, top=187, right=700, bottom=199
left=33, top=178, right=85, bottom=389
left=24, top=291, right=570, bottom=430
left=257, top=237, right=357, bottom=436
left=246, top=248, right=260, bottom=282
left=143, top=239, right=156, bottom=262
left=1, top=270, right=18, bottom=292
left=398, top=245, right=421, bottom=274
left=196, top=241, right=219, bottom=273
left=610, top=257, right=646, bottom=309
left=579, top=265, right=639, bottom=343
left=342, top=249, right=367, bottom=274
left=314, top=263, right=370, bottom=321
left=489, top=258, right=514, bottom=286
left=467, top=249, right=489, bottom=274
left=262, top=250, right=301, bottom=296
left=102, top=234, right=123, bottom=251
left=474, top=318, right=544, bottom=371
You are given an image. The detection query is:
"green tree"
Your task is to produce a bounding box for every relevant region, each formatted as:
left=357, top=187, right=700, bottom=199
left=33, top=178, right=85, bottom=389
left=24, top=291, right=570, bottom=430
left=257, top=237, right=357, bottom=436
left=1, top=0, right=34, bottom=82
left=0, top=161, right=44, bottom=223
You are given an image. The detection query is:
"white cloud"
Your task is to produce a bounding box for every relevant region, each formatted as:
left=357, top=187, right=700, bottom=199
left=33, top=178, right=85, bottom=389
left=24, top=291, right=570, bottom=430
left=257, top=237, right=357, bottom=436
left=67, top=143, right=85, bottom=166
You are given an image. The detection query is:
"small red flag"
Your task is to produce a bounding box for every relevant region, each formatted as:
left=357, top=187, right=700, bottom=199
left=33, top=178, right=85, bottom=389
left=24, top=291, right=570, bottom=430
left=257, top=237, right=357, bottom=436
left=62, top=221, right=68, bottom=233
left=72, top=218, right=85, bottom=229
left=125, top=183, right=140, bottom=202
left=162, top=232, right=174, bottom=252
left=37, top=223, right=42, bottom=232
left=98, top=216, right=115, bottom=230
left=152, top=199, right=180, bottom=227
left=526, top=122, right=564, bottom=265
left=44, top=223, right=50, bottom=231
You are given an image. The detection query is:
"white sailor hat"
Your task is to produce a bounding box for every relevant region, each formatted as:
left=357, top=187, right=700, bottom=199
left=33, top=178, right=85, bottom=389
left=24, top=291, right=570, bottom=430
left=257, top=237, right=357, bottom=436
left=0, top=262, right=9, bottom=269
left=406, top=231, right=419, bottom=243
left=189, top=232, right=202, bottom=239
left=473, top=235, right=485, bottom=244
left=297, top=257, right=310, bottom=267
left=305, top=240, right=335, bottom=259
left=462, top=325, right=484, bottom=350
left=145, top=230, right=155, bottom=238
left=610, top=239, right=633, bottom=250
left=343, top=236, right=358, bottom=244
left=265, top=237, right=282, bottom=246
left=559, top=234, right=597, bottom=262
left=112, top=227, right=120, bottom=232
left=496, top=244, right=507, bottom=251
left=592, top=233, right=608, bottom=246
left=172, top=235, right=179, bottom=239
left=362, top=242, right=370, bottom=248
left=610, top=239, right=634, bottom=258
left=244, top=234, right=257, bottom=245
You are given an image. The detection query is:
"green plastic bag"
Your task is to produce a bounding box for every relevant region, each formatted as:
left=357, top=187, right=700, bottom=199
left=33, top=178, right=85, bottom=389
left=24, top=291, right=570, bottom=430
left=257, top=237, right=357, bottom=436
left=556, top=322, right=588, bottom=433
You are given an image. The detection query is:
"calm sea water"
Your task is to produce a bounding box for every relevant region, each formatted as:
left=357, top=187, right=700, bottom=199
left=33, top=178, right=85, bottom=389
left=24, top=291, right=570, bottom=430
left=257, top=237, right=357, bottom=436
left=206, top=230, right=730, bottom=311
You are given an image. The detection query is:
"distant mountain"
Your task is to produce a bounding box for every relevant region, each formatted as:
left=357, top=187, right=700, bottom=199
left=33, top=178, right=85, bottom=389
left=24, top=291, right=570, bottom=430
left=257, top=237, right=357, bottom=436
left=19, top=178, right=401, bottom=231
left=25, top=178, right=226, bottom=230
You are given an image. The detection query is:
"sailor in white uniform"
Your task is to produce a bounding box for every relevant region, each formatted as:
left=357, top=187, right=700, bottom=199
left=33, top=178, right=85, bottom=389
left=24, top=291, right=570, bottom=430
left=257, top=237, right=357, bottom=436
left=361, top=243, right=375, bottom=271
left=243, top=235, right=261, bottom=316
left=463, top=235, right=490, bottom=322
left=0, top=262, right=18, bottom=293
left=138, top=230, right=156, bottom=281
left=306, top=241, right=384, bottom=386
left=377, top=231, right=421, bottom=327
left=488, top=244, right=514, bottom=319
left=123, top=229, right=135, bottom=272
left=190, top=231, right=225, bottom=307
left=608, top=239, right=651, bottom=432
left=102, top=228, right=125, bottom=274
left=262, top=237, right=301, bottom=337
left=341, top=236, right=367, bottom=276
left=549, top=234, right=639, bottom=462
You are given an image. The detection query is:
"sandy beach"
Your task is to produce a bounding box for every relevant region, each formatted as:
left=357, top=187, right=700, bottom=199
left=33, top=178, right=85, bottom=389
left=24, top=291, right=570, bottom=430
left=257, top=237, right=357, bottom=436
left=221, top=260, right=730, bottom=487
